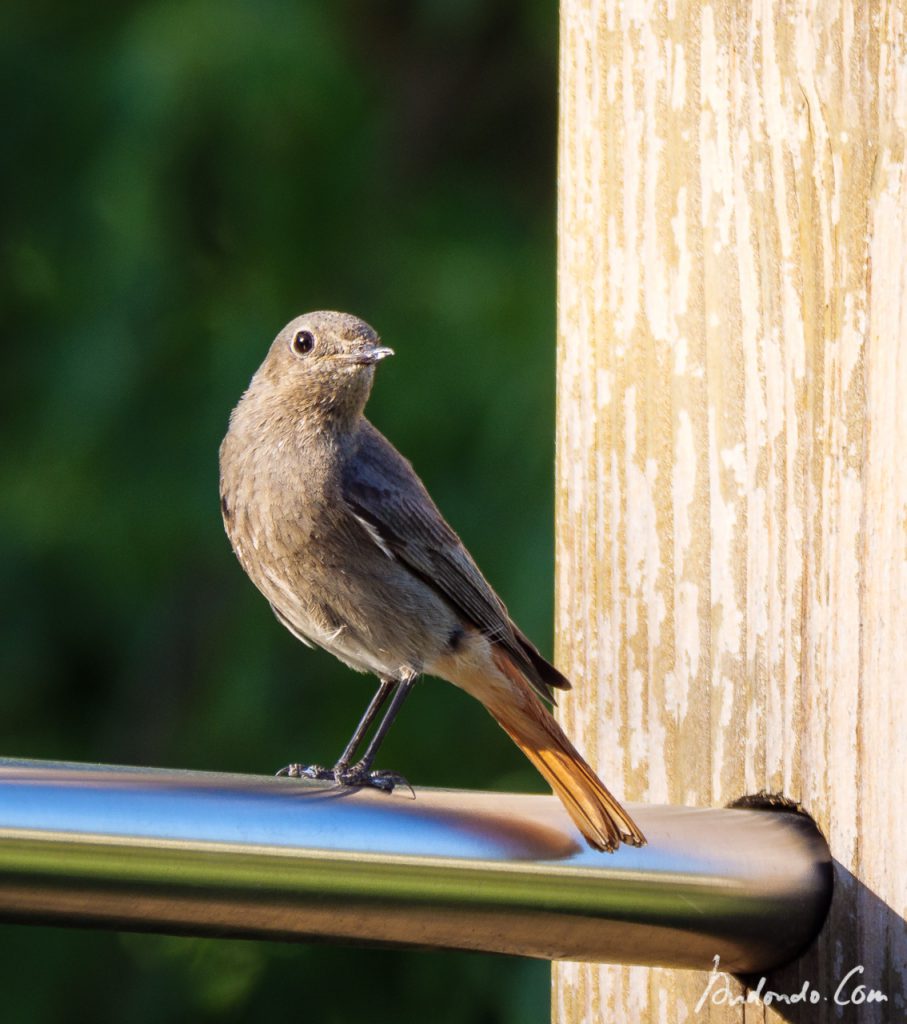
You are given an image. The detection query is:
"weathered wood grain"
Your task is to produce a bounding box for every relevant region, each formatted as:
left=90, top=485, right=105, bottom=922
left=554, top=2, right=907, bottom=1021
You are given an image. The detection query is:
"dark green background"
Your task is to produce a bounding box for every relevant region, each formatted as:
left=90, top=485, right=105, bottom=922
left=2, top=2, right=558, bottom=1020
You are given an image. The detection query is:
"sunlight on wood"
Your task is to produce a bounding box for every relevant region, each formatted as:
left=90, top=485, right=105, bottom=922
left=555, top=2, right=907, bottom=1020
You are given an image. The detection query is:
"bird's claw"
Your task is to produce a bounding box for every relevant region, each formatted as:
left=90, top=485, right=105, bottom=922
left=339, top=763, right=413, bottom=795
left=276, top=761, right=413, bottom=796
left=276, top=763, right=334, bottom=781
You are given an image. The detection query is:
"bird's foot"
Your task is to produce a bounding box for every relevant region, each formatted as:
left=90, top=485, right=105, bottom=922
left=337, top=760, right=413, bottom=795
left=276, top=761, right=412, bottom=796
left=276, top=763, right=335, bottom=782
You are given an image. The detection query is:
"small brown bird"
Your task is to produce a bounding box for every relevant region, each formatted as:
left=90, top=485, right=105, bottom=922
left=219, top=311, right=645, bottom=852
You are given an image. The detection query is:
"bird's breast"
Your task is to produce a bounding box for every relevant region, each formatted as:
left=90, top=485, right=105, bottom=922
left=219, top=419, right=463, bottom=680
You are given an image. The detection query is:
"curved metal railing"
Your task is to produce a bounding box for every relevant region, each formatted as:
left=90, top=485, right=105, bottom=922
left=0, top=758, right=831, bottom=971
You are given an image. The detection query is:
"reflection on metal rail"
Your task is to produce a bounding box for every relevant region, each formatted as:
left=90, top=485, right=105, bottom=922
left=0, top=758, right=831, bottom=971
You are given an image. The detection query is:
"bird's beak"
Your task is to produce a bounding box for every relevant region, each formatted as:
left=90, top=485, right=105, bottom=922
left=352, top=345, right=395, bottom=365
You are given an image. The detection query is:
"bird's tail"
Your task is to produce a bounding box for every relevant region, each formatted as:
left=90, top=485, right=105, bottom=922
left=488, top=650, right=646, bottom=852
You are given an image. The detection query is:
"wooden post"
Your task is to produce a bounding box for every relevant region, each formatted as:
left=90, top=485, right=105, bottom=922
left=554, top=3, right=906, bottom=1021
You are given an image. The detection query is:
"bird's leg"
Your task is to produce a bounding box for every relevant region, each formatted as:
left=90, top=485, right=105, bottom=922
left=336, top=676, right=416, bottom=793
left=278, top=676, right=415, bottom=793
left=277, top=677, right=396, bottom=782
left=333, top=678, right=397, bottom=772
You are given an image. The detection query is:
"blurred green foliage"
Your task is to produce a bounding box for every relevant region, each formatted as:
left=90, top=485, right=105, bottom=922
left=1, top=1, right=558, bottom=1020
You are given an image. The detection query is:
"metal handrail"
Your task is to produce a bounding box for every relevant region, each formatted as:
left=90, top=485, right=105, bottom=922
left=0, top=758, right=831, bottom=971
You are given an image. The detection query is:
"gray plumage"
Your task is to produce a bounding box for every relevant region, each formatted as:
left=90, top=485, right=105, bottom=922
left=219, top=310, right=567, bottom=699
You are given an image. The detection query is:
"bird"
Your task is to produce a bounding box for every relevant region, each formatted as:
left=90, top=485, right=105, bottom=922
left=218, top=311, right=645, bottom=852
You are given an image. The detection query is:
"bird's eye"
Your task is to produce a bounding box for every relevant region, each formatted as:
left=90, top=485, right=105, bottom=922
left=291, top=329, right=315, bottom=355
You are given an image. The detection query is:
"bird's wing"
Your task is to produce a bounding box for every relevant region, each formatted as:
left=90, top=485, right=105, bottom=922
left=341, top=422, right=569, bottom=700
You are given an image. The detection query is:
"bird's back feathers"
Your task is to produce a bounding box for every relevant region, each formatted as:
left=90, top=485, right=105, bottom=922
left=342, top=421, right=569, bottom=702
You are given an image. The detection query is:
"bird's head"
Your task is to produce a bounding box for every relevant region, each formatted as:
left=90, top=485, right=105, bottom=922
left=255, top=311, right=394, bottom=426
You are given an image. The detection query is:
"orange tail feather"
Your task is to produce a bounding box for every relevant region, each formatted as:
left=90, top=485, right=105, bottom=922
left=489, top=652, right=646, bottom=852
